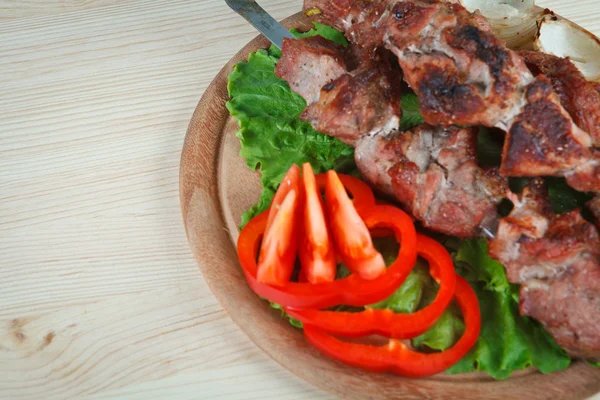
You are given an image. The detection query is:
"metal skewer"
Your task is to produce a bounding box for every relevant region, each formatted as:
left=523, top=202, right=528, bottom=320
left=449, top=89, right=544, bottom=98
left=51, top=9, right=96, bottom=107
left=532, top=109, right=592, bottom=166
left=225, top=0, right=295, bottom=49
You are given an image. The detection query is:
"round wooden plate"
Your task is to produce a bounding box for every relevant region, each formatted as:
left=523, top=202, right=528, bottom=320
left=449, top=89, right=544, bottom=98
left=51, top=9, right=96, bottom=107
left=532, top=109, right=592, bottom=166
left=180, top=12, right=600, bottom=400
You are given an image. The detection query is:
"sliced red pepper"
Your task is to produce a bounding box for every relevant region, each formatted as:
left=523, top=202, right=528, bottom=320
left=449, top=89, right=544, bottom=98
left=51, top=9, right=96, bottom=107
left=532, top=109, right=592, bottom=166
left=256, top=165, right=302, bottom=286
left=285, top=234, right=456, bottom=338
left=299, top=163, right=336, bottom=284
left=303, top=276, right=481, bottom=378
left=325, top=170, right=385, bottom=280
left=315, top=172, right=375, bottom=215
left=237, top=204, right=417, bottom=309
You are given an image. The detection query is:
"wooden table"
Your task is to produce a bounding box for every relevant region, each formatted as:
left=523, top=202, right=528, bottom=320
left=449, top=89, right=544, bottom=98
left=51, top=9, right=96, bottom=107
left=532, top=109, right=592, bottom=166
left=1, top=1, right=598, bottom=399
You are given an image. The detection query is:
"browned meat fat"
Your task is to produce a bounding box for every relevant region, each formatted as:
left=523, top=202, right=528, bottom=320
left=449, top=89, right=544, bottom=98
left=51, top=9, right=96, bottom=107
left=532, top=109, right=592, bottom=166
left=301, top=0, right=598, bottom=193
left=355, top=125, right=507, bottom=237
left=301, top=61, right=402, bottom=146
left=384, top=1, right=531, bottom=129
left=500, top=76, right=593, bottom=177
left=489, top=180, right=600, bottom=359
left=520, top=50, right=600, bottom=147
left=275, top=37, right=347, bottom=104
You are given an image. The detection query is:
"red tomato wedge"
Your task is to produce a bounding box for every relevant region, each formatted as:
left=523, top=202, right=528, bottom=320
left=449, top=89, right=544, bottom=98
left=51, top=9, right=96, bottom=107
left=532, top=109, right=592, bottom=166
left=314, top=173, right=375, bottom=215
left=237, top=205, right=417, bottom=309
left=256, top=165, right=302, bottom=286
left=299, top=163, right=337, bottom=284
left=325, top=170, right=385, bottom=280
left=265, top=164, right=301, bottom=232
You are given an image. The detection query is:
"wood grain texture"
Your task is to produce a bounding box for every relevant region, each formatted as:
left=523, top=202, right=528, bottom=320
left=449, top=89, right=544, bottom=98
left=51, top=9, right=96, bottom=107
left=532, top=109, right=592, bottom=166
left=1, top=0, right=599, bottom=399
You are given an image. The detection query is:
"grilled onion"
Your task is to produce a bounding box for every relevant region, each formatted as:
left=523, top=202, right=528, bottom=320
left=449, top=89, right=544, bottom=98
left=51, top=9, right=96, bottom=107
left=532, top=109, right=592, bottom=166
left=460, top=0, right=543, bottom=50
left=534, top=14, right=600, bottom=83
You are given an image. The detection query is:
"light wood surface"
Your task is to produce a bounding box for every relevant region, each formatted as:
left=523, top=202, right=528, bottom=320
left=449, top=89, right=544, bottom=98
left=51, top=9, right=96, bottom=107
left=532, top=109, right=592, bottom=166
left=0, top=1, right=599, bottom=399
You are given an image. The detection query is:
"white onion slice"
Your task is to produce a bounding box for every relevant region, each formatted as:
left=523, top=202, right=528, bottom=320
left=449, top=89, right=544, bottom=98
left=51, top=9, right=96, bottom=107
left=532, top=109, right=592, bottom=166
left=460, top=0, right=543, bottom=50
left=534, top=15, right=600, bottom=83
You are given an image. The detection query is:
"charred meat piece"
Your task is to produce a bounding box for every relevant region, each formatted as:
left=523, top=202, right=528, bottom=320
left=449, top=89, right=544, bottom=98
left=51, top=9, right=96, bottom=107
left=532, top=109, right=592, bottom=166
left=589, top=195, right=600, bottom=226
left=520, top=50, right=600, bottom=147
left=521, top=257, right=600, bottom=360
left=301, top=61, right=402, bottom=146
left=275, top=37, right=347, bottom=104
left=355, top=125, right=507, bottom=237
left=384, top=1, right=532, bottom=129
left=489, top=180, right=600, bottom=359
left=500, top=76, right=594, bottom=177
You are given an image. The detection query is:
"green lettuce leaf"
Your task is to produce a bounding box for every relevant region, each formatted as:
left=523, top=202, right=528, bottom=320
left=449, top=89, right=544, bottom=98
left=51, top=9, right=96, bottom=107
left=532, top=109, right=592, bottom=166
left=291, top=21, right=349, bottom=46
left=369, top=262, right=430, bottom=314
left=227, top=46, right=355, bottom=226
left=400, top=93, right=424, bottom=131
left=446, top=239, right=571, bottom=379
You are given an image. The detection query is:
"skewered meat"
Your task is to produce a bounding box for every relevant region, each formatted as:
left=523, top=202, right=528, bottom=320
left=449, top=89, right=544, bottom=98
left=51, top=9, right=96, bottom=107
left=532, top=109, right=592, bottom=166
left=276, top=37, right=402, bottom=145
left=519, top=50, right=600, bottom=147
left=384, top=1, right=533, bottom=129
left=500, top=76, right=593, bottom=177
left=489, top=180, right=600, bottom=359
left=300, top=0, right=599, bottom=193
left=301, top=61, right=402, bottom=146
left=275, top=36, right=347, bottom=104
left=355, top=125, right=507, bottom=237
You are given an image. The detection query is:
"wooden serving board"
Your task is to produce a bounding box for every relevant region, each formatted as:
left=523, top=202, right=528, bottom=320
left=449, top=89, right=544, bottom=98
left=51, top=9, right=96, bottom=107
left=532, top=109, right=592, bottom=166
left=179, top=12, right=600, bottom=400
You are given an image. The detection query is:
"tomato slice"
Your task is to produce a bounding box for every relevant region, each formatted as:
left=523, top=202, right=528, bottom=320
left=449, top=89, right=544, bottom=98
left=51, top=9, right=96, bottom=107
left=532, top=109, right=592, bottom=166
left=325, top=170, right=385, bottom=280
left=285, top=234, right=456, bottom=338
left=315, top=173, right=375, bottom=215
left=237, top=205, right=417, bottom=309
left=265, top=164, right=301, bottom=232
left=256, top=165, right=302, bottom=286
left=299, top=163, right=337, bottom=284
left=303, top=276, right=481, bottom=378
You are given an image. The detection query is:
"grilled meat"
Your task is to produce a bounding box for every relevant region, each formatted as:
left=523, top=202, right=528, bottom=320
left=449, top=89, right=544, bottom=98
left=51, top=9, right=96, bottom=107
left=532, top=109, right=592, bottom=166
left=565, top=152, right=600, bottom=193
left=500, top=76, right=594, bottom=177
left=302, top=61, right=402, bottom=146
left=355, top=125, right=507, bottom=237
left=275, top=37, right=347, bottom=104
left=276, top=37, right=402, bottom=145
left=520, top=50, right=600, bottom=147
left=489, top=180, right=600, bottom=359
left=384, top=1, right=533, bottom=129
left=299, top=0, right=599, bottom=193
left=589, top=195, right=600, bottom=226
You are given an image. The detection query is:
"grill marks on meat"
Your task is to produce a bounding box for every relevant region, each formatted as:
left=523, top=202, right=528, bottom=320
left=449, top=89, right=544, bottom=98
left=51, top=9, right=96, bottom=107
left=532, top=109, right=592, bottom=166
left=276, top=37, right=402, bottom=144
left=384, top=1, right=532, bottom=129
left=489, top=180, right=600, bottom=359
left=301, top=0, right=599, bottom=193
left=275, top=37, right=347, bottom=104
left=355, top=125, right=507, bottom=237
left=500, top=77, right=593, bottom=177
left=520, top=50, right=600, bottom=147
left=302, top=61, right=402, bottom=146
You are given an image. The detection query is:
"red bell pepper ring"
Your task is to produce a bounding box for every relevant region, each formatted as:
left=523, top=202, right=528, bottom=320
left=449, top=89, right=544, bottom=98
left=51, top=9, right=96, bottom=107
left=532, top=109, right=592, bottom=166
left=303, top=276, right=481, bottom=378
left=299, top=163, right=337, bottom=284
left=325, top=171, right=386, bottom=280
left=236, top=205, right=417, bottom=309
left=285, top=234, right=456, bottom=338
